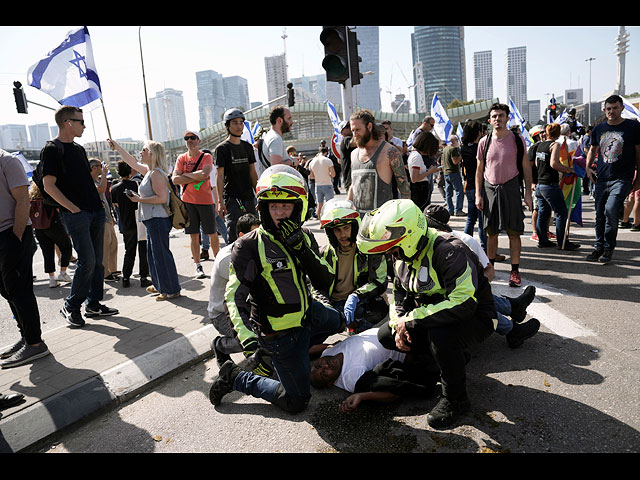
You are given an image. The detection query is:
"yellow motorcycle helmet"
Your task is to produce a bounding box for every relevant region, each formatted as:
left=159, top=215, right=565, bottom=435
left=356, top=199, right=429, bottom=260
left=255, top=165, right=309, bottom=232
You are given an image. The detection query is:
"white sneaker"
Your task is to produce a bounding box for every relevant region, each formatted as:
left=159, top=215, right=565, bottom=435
left=56, top=271, right=72, bottom=283
left=49, top=277, right=59, bottom=288
left=195, top=264, right=206, bottom=279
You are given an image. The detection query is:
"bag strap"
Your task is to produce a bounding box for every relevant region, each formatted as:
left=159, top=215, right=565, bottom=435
left=256, top=139, right=271, bottom=170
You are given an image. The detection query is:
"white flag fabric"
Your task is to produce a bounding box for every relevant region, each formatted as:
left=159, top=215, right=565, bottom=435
left=506, top=97, right=534, bottom=148
left=430, top=93, right=452, bottom=143
left=622, top=97, right=640, bottom=121
left=242, top=120, right=260, bottom=144
left=10, top=152, right=34, bottom=178
left=554, top=109, right=568, bottom=125
left=327, top=100, right=343, bottom=152
left=27, top=26, right=102, bottom=111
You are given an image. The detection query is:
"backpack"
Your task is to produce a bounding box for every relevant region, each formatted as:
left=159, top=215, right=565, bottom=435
left=483, top=129, right=525, bottom=182
left=161, top=174, right=190, bottom=229
left=32, top=139, right=66, bottom=207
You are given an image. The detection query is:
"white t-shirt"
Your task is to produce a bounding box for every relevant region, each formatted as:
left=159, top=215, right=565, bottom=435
left=407, top=150, right=429, bottom=183
left=257, top=128, right=286, bottom=178
left=321, top=328, right=405, bottom=393
left=308, top=155, right=334, bottom=186
left=450, top=230, right=490, bottom=268
left=207, top=243, right=233, bottom=318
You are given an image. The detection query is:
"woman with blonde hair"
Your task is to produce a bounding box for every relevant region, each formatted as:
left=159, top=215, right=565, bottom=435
left=108, top=139, right=181, bottom=300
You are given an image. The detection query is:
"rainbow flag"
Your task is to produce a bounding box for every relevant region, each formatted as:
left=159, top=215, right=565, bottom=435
left=558, top=138, right=584, bottom=226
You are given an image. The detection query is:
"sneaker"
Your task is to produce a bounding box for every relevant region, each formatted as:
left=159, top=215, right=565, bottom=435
left=620, top=221, right=632, bottom=229
left=200, top=249, right=209, bottom=261
left=212, top=336, right=232, bottom=368
left=104, top=274, right=119, bottom=282
left=1, top=342, right=50, bottom=369
left=558, top=241, right=581, bottom=251
left=196, top=264, right=206, bottom=279
left=140, top=277, right=153, bottom=288
left=508, top=285, right=536, bottom=323
left=0, top=338, right=25, bottom=359
left=530, top=233, right=539, bottom=242
left=548, top=232, right=557, bottom=239
left=509, top=270, right=521, bottom=287
left=599, top=249, right=613, bottom=263
left=156, top=292, right=181, bottom=301
left=427, top=394, right=471, bottom=429
left=537, top=240, right=557, bottom=248
left=631, top=224, right=640, bottom=232
left=454, top=211, right=467, bottom=217
left=49, top=277, right=59, bottom=288
left=56, top=271, right=73, bottom=283
left=506, top=317, right=541, bottom=348
left=61, top=304, right=85, bottom=328
left=209, top=360, right=241, bottom=406
left=586, top=249, right=603, bottom=262
left=122, top=278, right=131, bottom=288
left=85, top=303, right=119, bottom=317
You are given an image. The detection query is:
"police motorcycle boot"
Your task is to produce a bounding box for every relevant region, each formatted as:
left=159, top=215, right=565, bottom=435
left=427, top=392, right=471, bottom=429
left=507, top=285, right=536, bottom=323
left=209, top=360, right=241, bottom=406
left=211, top=336, right=232, bottom=368
left=506, top=317, right=541, bottom=349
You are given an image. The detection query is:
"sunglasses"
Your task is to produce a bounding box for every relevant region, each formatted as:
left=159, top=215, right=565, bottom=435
left=184, top=135, right=198, bottom=141
left=69, top=118, right=85, bottom=125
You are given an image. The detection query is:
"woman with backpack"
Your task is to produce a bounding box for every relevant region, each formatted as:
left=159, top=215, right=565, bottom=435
left=108, top=139, right=181, bottom=301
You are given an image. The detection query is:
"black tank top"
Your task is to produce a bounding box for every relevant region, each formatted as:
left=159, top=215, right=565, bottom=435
left=534, top=140, right=559, bottom=185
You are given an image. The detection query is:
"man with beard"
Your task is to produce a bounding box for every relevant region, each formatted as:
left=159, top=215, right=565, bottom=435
left=256, top=105, right=296, bottom=178
left=347, top=109, right=410, bottom=216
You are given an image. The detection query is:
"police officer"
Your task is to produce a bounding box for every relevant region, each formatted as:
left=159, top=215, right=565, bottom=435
left=209, top=165, right=344, bottom=413
left=318, top=198, right=389, bottom=334
left=356, top=199, right=496, bottom=429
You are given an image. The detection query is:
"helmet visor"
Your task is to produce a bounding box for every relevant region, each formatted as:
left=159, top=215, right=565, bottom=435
left=357, top=214, right=407, bottom=254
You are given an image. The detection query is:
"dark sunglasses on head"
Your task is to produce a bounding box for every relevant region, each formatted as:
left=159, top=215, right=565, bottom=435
left=184, top=135, right=198, bottom=141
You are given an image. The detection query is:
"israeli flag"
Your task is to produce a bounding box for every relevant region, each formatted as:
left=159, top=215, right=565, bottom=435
left=327, top=101, right=342, bottom=136
left=456, top=123, right=464, bottom=142
left=242, top=120, right=260, bottom=144
left=554, top=109, right=568, bottom=125
left=430, top=93, right=453, bottom=143
left=622, top=97, right=640, bottom=121
left=27, top=26, right=102, bottom=111
left=507, top=98, right=527, bottom=128
left=11, top=152, right=34, bottom=178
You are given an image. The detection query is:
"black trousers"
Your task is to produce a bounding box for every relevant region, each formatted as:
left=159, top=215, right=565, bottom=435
left=377, top=313, right=493, bottom=400
left=0, top=227, right=42, bottom=344
left=34, top=216, right=72, bottom=273
left=122, top=228, right=149, bottom=280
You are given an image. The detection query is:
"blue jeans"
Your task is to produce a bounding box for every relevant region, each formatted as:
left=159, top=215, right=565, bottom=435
left=593, top=178, right=633, bottom=251
left=464, top=188, right=487, bottom=251
left=143, top=217, right=181, bottom=295
left=493, top=295, right=513, bottom=335
left=444, top=172, right=464, bottom=214
left=61, top=209, right=105, bottom=311
left=233, top=300, right=343, bottom=413
left=536, top=183, right=568, bottom=244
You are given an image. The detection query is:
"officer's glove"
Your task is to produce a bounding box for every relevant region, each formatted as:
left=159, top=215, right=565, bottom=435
left=241, top=337, right=259, bottom=359
left=343, top=293, right=360, bottom=326
left=279, top=218, right=306, bottom=253
left=247, top=348, right=274, bottom=377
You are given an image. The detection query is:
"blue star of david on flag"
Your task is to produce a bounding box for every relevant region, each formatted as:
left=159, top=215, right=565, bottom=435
left=27, top=26, right=103, bottom=110
left=430, top=93, right=453, bottom=143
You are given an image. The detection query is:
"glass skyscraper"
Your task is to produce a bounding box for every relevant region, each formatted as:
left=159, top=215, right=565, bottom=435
left=411, top=26, right=467, bottom=110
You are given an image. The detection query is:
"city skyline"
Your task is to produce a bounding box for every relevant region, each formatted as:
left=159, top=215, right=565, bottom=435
left=1, top=26, right=638, bottom=147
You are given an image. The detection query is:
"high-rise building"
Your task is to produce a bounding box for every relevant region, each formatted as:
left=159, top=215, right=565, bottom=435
left=391, top=94, right=411, bottom=114
left=0, top=124, right=29, bottom=150
left=223, top=76, right=250, bottom=112
left=565, top=88, right=584, bottom=106
left=352, top=26, right=380, bottom=112
left=146, top=88, right=188, bottom=143
left=28, top=123, right=51, bottom=149
left=474, top=50, right=493, bottom=101
left=411, top=26, right=467, bottom=110
left=527, top=100, right=541, bottom=124
left=264, top=53, right=288, bottom=103
left=197, top=70, right=226, bottom=129
left=506, top=46, right=528, bottom=120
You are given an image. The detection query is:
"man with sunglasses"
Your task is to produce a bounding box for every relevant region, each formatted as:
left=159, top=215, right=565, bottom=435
left=173, top=130, right=220, bottom=278
left=41, top=106, right=119, bottom=328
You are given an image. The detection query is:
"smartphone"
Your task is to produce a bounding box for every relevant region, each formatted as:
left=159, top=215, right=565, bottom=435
left=124, top=189, right=136, bottom=196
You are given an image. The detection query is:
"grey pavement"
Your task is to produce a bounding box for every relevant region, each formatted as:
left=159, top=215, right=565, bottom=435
left=1, top=188, right=639, bottom=452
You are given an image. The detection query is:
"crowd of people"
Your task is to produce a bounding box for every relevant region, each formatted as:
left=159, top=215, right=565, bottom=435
left=0, top=95, right=637, bottom=426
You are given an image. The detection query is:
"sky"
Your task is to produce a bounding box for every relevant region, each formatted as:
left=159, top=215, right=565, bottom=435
left=1, top=25, right=638, bottom=146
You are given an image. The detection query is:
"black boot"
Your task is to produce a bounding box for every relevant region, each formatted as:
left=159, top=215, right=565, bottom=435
left=209, top=360, right=240, bottom=406
left=506, top=317, right=540, bottom=348
left=427, top=393, right=471, bottom=429
left=508, top=285, right=536, bottom=323
left=211, top=336, right=232, bottom=368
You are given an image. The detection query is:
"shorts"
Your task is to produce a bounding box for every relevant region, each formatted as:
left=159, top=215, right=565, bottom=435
left=184, top=202, right=217, bottom=235
left=315, top=184, right=335, bottom=204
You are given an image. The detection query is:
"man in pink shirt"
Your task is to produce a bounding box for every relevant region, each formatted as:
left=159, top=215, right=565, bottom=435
left=475, top=103, right=533, bottom=287
left=172, top=130, right=220, bottom=279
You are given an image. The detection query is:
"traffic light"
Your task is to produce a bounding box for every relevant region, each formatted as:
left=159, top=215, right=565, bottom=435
left=347, top=29, right=363, bottom=86
left=320, top=26, right=349, bottom=84
left=13, top=81, right=28, bottom=114
left=287, top=82, right=295, bottom=107
left=549, top=97, right=557, bottom=120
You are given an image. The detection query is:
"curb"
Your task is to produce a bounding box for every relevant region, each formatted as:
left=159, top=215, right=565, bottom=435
left=0, top=325, right=216, bottom=452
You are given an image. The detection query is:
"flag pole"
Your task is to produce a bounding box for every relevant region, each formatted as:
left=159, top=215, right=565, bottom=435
left=101, top=98, right=112, bottom=140
left=139, top=26, right=153, bottom=140
left=563, top=177, right=576, bottom=249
